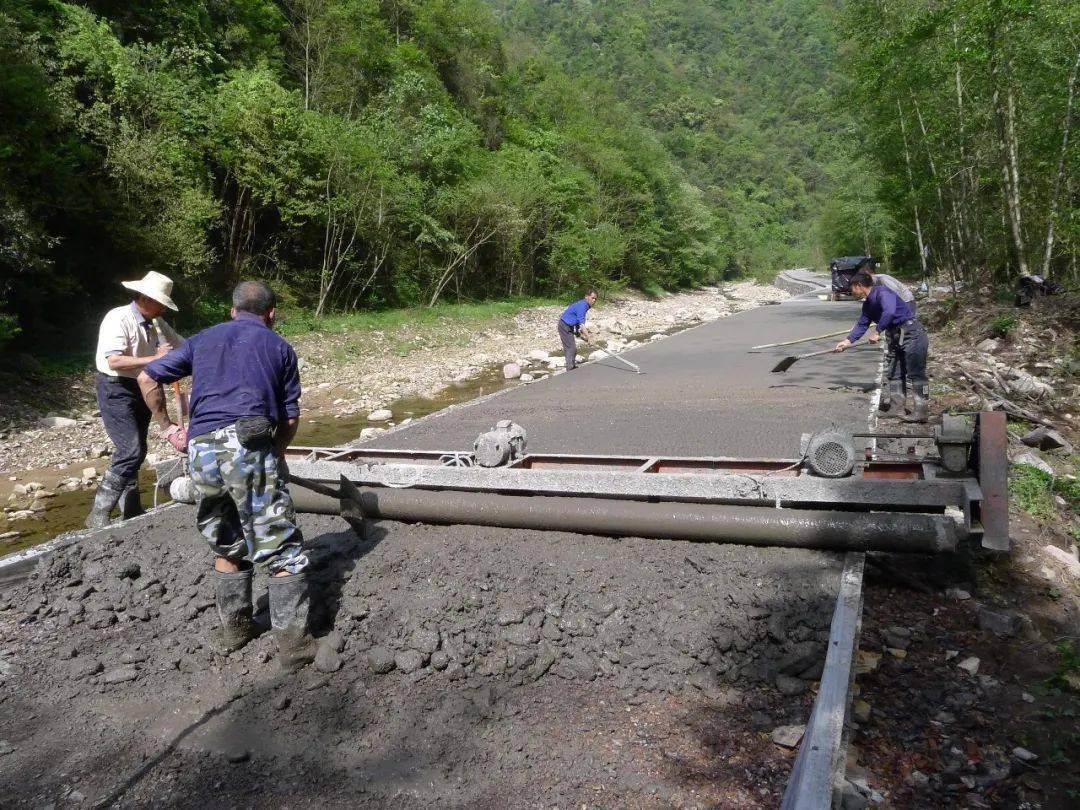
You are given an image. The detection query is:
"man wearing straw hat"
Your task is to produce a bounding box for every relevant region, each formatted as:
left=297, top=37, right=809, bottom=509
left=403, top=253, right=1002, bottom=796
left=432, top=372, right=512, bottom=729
left=86, top=271, right=187, bottom=529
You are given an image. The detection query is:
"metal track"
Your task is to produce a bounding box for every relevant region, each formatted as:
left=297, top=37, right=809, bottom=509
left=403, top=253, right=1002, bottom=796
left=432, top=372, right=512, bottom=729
left=781, top=553, right=865, bottom=809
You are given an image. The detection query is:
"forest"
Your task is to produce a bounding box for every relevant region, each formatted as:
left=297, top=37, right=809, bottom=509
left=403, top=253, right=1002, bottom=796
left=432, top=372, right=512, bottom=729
left=0, top=1, right=1076, bottom=350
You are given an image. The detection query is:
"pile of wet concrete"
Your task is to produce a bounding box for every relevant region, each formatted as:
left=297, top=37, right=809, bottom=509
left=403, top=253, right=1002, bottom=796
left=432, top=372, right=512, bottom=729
left=7, top=509, right=839, bottom=698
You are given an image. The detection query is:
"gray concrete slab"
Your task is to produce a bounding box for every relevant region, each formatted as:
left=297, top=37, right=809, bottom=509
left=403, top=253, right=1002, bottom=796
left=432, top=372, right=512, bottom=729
left=368, top=299, right=879, bottom=458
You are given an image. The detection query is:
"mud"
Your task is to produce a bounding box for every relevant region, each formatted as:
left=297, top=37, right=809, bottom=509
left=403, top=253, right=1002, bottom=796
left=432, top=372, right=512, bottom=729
left=0, top=506, right=839, bottom=807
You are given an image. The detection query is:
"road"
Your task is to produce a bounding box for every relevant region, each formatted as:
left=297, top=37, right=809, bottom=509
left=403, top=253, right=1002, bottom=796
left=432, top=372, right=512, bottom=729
left=368, top=293, right=879, bottom=459
left=0, top=281, right=887, bottom=808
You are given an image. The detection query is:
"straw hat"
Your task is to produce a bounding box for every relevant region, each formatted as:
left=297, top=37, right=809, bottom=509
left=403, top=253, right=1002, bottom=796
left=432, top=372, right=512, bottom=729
left=121, top=271, right=178, bottom=311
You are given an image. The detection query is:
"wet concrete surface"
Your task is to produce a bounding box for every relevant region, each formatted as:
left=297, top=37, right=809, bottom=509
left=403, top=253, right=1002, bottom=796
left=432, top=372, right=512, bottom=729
left=365, top=298, right=879, bottom=459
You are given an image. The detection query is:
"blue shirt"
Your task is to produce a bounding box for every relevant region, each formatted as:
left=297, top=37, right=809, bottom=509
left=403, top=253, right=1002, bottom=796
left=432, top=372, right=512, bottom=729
left=145, top=312, right=301, bottom=440
left=848, top=286, right=915, bottom=342
left=560, top=298, right=591, bottom=327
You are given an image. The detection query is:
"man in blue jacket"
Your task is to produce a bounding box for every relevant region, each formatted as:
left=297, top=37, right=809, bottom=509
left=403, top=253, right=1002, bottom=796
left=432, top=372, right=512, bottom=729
left=835, top=271, right=931, bottom=422
left=558, top=290, right=597, bottom=370
left=140, top=280, right=315, bottom=671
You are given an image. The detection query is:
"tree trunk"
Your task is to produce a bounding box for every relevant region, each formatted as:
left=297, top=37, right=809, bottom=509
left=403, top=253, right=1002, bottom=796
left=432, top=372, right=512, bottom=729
left=990, top=37, right=1029, bottom=276
left=897, top=101, right=929, bottom=282
left=1041, top=48, right=1080, bottom=277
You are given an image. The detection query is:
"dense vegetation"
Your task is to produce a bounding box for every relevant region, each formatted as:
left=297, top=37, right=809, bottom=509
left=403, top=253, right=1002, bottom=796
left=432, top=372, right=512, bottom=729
left=842, top=0, right=1079, bottom=287
left=489, top=0, right=889, bottom=282
left=1, top=0, right=730, bottom=348
left=4, top=1, right=1071, bottom=353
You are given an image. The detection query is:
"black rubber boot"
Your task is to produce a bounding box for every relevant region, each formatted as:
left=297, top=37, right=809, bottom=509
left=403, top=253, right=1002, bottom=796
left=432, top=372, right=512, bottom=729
left=213, top=568, right=256, bottom=653
left=878, top=381, right=906, bottom=418
left=902, top=385, right=930, bottom=423
left=269, top=572, right=316, bottom=673
left=84, top=470, right=126, bottom=529
left=119, top=480, right=145, bottom=520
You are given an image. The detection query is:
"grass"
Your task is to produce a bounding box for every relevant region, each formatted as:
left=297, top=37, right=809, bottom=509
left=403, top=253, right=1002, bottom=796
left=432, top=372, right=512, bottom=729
left=1011, top=462, right=1080, bottom=522
left=274, top=296, right=558, bottom=339
left=988, top=313, right=1018, bottom=338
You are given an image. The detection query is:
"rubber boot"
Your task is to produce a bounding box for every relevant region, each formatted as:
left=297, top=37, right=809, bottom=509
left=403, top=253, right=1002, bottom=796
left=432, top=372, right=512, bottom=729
left=878, top=381, right=906, bottom=418
left=84, top=470, right=126, bottom=529
left=119, top=480, right=145, bottom=520
left=902, top=385, right=930, bottom=423
left=213, top=568, right=256, bottom=653
left=269, top=573, right=316, bottom=673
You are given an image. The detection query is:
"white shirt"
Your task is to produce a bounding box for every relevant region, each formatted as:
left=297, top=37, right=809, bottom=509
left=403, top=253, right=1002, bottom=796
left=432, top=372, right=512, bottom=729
left=873, top=273, right=915, bottom=303
left=95, top=303, right=183, bottom=378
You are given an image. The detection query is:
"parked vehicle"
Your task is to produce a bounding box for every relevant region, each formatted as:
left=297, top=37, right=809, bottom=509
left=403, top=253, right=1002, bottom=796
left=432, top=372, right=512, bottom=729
left=829, top=256, right=876, bottom=300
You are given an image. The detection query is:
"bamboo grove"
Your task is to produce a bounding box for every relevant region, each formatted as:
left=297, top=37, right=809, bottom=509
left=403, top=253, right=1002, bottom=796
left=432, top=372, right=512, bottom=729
left=842, top=0, right=1079, bottom=287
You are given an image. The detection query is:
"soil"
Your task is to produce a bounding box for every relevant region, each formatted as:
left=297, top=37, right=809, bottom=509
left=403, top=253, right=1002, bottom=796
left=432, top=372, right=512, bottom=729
left=0, top=508, right=838, bottom=807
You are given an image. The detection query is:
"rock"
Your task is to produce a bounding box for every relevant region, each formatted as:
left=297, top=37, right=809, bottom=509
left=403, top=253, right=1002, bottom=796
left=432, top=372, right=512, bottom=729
left=501, top=363, right=521, bottom=380
left=367, top=409, right=393, bottom=422
left=430, top=650, right=450, bottom=671
left=91, top=444, right=110, bottom=458
left=957, top=656, right=980, bottom=676
left=883, top=628, right=911, bottom=649
left=1043, top=545, right=1080, bottom=575
left=977, top=605, right=1022, bottom=636
left=395, top=649, right=426, bottom=674
left=359, top=427, right=386, bottom=440
left=313, top=644, right=343, bottom=674
left=527, top=349, right=550, bottom=362
left=103, top=666, right=139, bottom=684
left=587, top=350, right=606, bottom=362
left=81, top=467, right=97, bottom=481
left=519, top=373, right=534, bottom=383
left=770, top=724, right=804, bottom=749
left=853, top=699, right=871, bottom=723
left=1021, top=427, right=1072, bottom=453
left=1022, top=691, right=1035, bottom=703
left=503, top=624, right=540, bottom=646
left=227, top=748, right=250, bottom=763
left=410, top=629, right=440, bottom=654
left=71, top=659, right=103, bottom=679
left=975, top=338, right=1000, bottom=353
left=906, top=770, right=930, bottom=787
left=496, top=607, right=525, bottom=626
left=839, top=780, right=869, bottom=810
left=39, top=416, right=78, bottom=429
left=887, top=648, right=907, bottom=659
left=0, top=531, right=19, bottom=541
left=775, top=674, right=807, bottom=695
left=1012, top=746, right=1038, bottom=762
left=946, top=587, right=971, bottom=601
left=1014, top=452, right=1054, bottom=475
left=272, top=694, right=290, bottom=711
left=855, top=650, right=880, bottom=674
left=367, top=647, right=396, bottom=674
left=0, top=740, right=14, bottom=757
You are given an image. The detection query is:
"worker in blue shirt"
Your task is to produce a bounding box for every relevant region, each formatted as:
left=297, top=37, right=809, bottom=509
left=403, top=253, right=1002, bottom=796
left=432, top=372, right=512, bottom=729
left=835, top=271, right=931, bottom=422
left=140, top=280, right=316, bottom=671
left=558, top=289, right=597, bottom=370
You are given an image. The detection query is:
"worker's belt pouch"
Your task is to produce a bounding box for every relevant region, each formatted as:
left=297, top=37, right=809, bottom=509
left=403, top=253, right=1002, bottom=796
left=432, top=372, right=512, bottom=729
left=234, top=416, right=276, bottom=450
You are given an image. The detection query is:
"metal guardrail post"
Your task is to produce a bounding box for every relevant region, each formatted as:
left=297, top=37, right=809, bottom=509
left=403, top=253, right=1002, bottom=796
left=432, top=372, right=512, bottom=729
left=781, top=552, right=865, bottom=810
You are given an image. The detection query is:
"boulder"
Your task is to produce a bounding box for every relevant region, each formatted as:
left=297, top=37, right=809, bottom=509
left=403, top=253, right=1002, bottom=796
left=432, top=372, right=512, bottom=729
left=770, top=724, right=804, bottom=749
left=1021, top=427, right=1072, bottom=453
left=502, top=363, right=522, bottom=380
left=527, top=349, right=550, bottom=362
left=975, top=338, right=1000, bottom=353
left=367, top=409, right=393, bottom=422
left=1014, top=452, right=1054, bottom=476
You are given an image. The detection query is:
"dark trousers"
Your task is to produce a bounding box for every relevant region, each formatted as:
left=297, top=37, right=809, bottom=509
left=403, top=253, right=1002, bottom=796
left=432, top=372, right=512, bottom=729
left=558, top=319, right=578, bottom=369
left=96, top=373, right=151, bottom=482
left=885, top=319, right=929, bottom=392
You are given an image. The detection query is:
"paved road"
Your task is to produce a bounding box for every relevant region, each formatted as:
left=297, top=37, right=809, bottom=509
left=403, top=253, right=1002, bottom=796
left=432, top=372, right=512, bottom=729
left=369, top=294, right=880, bottom=459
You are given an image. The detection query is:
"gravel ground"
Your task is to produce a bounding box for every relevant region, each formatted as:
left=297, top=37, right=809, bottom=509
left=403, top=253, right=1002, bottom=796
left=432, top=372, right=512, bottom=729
left=0, top=507, right=838, bottom=807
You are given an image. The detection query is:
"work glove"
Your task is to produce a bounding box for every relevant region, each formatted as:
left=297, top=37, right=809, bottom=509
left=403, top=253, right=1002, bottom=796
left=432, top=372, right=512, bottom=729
left=163, top=424, right=188, bottom=453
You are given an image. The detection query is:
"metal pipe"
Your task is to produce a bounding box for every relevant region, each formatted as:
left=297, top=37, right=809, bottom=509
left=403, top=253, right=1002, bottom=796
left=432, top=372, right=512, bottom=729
left=289, top=484, right=956, bottom=553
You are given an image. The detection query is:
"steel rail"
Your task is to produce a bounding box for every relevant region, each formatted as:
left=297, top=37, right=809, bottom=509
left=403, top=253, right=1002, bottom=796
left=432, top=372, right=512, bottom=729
left=781, top=552, right=865, bottom=809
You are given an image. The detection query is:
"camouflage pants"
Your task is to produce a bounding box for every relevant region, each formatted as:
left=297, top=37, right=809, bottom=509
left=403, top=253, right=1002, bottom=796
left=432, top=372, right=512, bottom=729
left=188, top=425, right=308, bottom=574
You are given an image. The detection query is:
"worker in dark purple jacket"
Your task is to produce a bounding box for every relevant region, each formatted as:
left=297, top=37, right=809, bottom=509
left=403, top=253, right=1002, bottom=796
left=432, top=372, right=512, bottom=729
left=140, top=280, right=315, bottom=671
left=835, top=271, right=931, bottom=422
